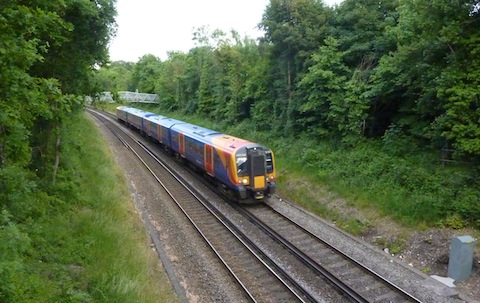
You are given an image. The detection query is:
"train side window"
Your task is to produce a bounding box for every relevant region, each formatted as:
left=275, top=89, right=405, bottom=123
left=266, top=152, right=273, bottom=173
left=185, top=138, right=192, bottom=153
left=214, top=152, right=222, bottom=167
left=193, top=140, right=202, bottom=156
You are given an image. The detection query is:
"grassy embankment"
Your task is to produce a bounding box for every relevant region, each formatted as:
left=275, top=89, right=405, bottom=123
left=103, top=103, right=480, bottom=236
left=1, top=110, right=178, bottom=303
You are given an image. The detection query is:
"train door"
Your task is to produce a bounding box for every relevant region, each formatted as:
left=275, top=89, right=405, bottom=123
left=157, top=124, right=162, bottom=143
left=205, top=145, right=214, bottom=176
left=179, top=134, right=185, bottom=157
left=146, top=121, right=151, bottom=136
left=248, top=148, right=266, bottom=191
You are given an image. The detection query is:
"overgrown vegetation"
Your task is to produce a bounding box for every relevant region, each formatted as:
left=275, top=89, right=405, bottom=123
left=1, top=112, right=178, bottom=302
left=1, top=2, right=177, bottom=301
left=2, top=0, right=479, bottom=298
left=99, top=0, right=480, bottom=159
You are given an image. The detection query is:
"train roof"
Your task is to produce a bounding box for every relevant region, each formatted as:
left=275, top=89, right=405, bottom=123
left=158, top=117, right=186, bottom=128
left=171, top=123, right=220, bottom=140
left=211, top=135, right=251, bottom=149
left=117, top=106, right=155, bottom=118
left=143, top=113, right=166, bottom=123
left=117, top=106, right=269, bottom=153
left=171, top=122, right=266, bottom=153
left=210, top=135, right=268, bottom=154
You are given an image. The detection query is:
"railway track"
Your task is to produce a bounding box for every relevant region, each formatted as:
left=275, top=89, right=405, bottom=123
left=87, top=108, right=426, bottom=302
left=234, top=203, right=424, bottom=302
left=88, top=108, right=313, bottom=302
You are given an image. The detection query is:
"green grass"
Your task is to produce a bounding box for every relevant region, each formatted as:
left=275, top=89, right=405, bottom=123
left=60, top=111, right=178, bottom=302
left=0, top=111, right=179, bottom=303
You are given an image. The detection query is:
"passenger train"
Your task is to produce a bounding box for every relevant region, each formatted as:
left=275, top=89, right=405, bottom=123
left=116, top=106, right=276, bottom=201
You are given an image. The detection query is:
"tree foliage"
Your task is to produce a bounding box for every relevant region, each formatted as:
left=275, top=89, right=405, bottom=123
left=1, top=1, right=116, bottom=301
left=298, top=37, right=350, bottom=136
left=260, top=0, right=332, bottom=133
left=95, top=61, right=135, bottom=93
left=99, top=0, right=480, bottom=160
left=96, top=0, right=480, bottom=226
left=131, top=54, right=162, bottom=93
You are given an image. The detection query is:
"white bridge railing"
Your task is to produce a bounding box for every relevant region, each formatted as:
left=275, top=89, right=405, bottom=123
left=118, top=91, right=159, bottom=103
left=85, top=91, right=159, bottom=104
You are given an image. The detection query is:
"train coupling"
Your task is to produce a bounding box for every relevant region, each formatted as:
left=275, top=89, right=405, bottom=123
left=254, top=192, right=264, bottom=200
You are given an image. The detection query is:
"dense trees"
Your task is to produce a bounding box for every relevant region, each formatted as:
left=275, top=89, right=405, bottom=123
left=1, top=1, right=116, bottom=301
left=1, top=0, right=116, bottom=174
left=131, top=54, right=162, bottom=93
left=260, top=0, right=331, bottom=134
left=95, top=61, right=135, bottom=93
left=97, top=0, right=479, bottom=225
left=386, top=0, right=480, bottom=156
left=0, top=1, right=476, bottom=298
left=110, top=0, right=479, bottom=161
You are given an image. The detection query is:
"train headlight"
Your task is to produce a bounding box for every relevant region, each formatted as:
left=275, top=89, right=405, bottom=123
left=266, top=176, right=275, bottom=182
left=242, top=178, right=248, bottom=185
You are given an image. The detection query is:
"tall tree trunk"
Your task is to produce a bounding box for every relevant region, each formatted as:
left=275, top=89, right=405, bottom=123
left=52, top=133, right=61, bottom=185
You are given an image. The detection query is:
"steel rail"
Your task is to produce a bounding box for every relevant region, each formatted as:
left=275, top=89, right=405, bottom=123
left=87, top=109, right=312, bottom=303
left=233, top=203, right=369, bottom=303
left=264, top=204, right=423, bottom=302
left=88, top=109, right=258, bottom=302
left=239, top=203, right=424, bottom=303
left=90, top=109, right=421, bottom=303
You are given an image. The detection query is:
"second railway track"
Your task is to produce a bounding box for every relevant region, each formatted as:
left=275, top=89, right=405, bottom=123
left=235, top=203, right=424, bottom=302
left=88, top=108, right=314, bottom=302
left=87, top=108, right=441, bottom=303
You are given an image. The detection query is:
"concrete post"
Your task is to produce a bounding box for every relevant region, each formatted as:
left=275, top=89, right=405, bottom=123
left=447, top=235, right=476, bottom=282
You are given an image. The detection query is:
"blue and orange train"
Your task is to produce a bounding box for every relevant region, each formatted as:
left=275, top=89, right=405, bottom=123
left=116, top=106, right=276, bottom=201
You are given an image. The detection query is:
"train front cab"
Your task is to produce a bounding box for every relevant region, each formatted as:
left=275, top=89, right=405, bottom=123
left=116, top=106, right=128, bottom=122
left=235, top=145, right=276, bottom=200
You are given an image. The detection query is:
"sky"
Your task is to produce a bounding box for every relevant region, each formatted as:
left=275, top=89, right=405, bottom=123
left=108, top=0, right=343, bottom=62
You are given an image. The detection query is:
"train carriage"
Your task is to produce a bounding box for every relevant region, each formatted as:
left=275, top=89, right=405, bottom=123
left=170, top=123, right=218, bottom=158
left=116, top=106, right=154, bottom=131
left=210, top=135, right=276, bottom=200
left=116, top=106, right=276, bottom=201
left=170, top=122, right=276, bottom=200
left=144, top=115, right=185, bottom=147
left=156, top=117, right=187, bottom=151
left=116, top=106, right=128, bottom=122
left=143, top=114, right=165, bottom=139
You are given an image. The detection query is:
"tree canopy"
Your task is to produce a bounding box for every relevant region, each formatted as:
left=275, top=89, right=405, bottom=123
left=1, top=1, right=116, bottom=299
left=97, top=0, right=480, bottom=226
left=106, top=0, right=479, bottom=161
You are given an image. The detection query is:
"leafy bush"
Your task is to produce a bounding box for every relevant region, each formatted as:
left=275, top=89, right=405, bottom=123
left=0, top=112, right=177, bottom=302
left=231, top=122, right=480, bottom=228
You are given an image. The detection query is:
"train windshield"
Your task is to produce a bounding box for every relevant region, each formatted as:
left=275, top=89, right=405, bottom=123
left=236, top=148, right=248, bottom=176
left=236, top=156, right=248, bottom=176
left=236, top=147, right=272, bottom=177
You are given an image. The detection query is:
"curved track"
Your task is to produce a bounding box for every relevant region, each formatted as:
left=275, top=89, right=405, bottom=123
left=88, top=108, right=313, bottom=303
left=88, top=108, right=426, bottom=303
